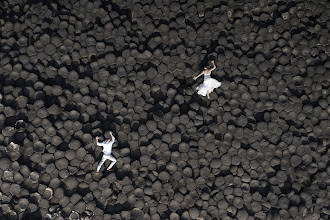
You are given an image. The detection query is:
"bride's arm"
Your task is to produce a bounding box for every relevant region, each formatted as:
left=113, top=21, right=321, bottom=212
left=193, top=71, right=205, bottom=80
left=210, top=60, right=216, bottom=71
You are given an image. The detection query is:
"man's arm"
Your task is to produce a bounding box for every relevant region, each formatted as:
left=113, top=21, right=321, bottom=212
left=109, top=131, right=115, bottom=143
left=96, top=136, right=103, bottom=146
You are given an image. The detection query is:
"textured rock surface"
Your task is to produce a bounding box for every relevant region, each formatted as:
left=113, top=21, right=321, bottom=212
left=1, top=0, right=330, bottom=219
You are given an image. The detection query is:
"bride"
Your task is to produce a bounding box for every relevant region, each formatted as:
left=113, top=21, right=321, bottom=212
left=193, top=60, right=222, bottom=99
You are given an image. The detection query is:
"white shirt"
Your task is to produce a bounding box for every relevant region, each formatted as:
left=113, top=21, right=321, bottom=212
left=97, top=138, right=115, bottom=155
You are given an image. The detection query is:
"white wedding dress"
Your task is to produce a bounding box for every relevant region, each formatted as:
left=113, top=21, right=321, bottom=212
left=196, top=73, right=221, bottom=96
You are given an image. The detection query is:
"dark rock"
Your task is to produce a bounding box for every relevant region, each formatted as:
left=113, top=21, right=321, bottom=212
left=0, top=158, right=11, bottom=170
left=189, top=207, right=200, bottom=219
left=64, top=176, right=78, bottom=196
left=62, top=206, right=73, bottom=218
left=33, top=141, right=45, bottom=153
left=221, top=154, right=231, bottom=166
left=169, top=213, right=180, bottom=220
left=276, top=170, right=288, bottom=182
left=236, top=115, right=248, bottom=127
left=2, top=126, right=15, bottom=137
left=290, top=155, right=302, bottom=167
left=131, top=208, right=144, bottom=220
left=49, top=178, right=61, bottom=191
left=44, top=43, right=56, bottom=55
left=158, top=171, right=170, bottom=182
left=47, top=104, right=60, bottom=115
left=68, top=139, right=81, bottom=150
left=55, top=158, right=69, bottom=170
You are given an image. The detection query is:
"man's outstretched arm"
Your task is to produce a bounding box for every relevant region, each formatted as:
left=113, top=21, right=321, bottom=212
left=96, top=136, right=103, bottom=146
left=109, top=131, right=115, bottom=143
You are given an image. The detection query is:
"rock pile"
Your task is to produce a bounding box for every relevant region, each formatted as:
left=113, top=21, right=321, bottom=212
left=1, top=0, right=330, bottom=219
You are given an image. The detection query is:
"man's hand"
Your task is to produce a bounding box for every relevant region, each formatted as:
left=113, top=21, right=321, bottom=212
left=193, top=76, right=197, bottom=80
left=211, top=60, right=215, bottom=64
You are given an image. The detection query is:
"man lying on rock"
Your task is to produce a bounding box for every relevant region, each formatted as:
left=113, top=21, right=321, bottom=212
left=96, top=131, right=117, bottom=172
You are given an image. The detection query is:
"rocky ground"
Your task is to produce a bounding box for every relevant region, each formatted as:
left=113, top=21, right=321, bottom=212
left=1, top=0, right=330, bottom=219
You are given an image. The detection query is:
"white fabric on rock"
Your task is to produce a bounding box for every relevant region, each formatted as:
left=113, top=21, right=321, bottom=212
left=196, top=75, right=221, bottom=96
